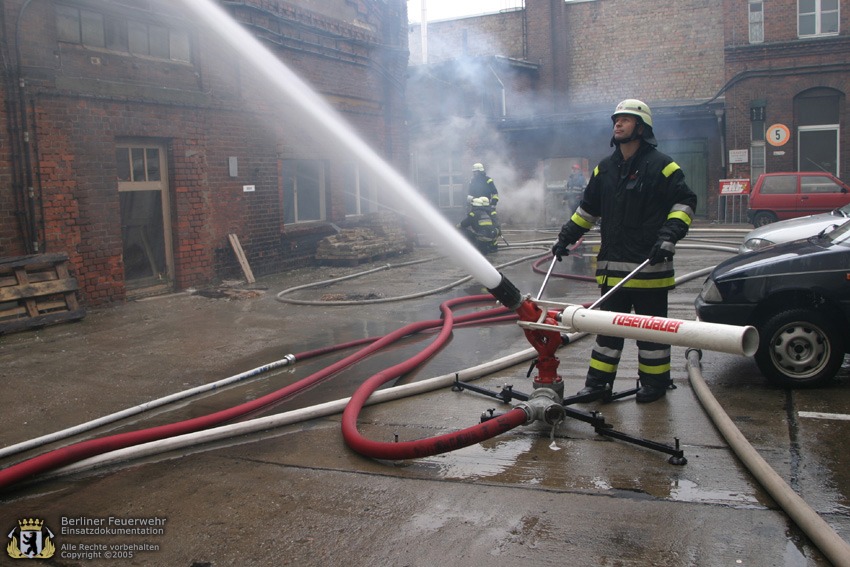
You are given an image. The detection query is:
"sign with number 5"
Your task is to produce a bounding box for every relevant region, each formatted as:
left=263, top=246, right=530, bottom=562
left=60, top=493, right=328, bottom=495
left=767, top=124, right=790, bottom=147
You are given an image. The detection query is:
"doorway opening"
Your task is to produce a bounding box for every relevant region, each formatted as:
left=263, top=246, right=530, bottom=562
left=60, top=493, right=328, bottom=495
left=116, top=142, right=173, bottom=295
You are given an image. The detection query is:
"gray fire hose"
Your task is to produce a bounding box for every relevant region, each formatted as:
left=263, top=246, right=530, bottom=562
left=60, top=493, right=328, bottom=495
left=686, top=349, right=850, bottom=567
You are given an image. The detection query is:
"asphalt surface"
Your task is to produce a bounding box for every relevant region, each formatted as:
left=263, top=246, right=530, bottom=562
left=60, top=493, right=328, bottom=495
left=2, top=225, right=849, bottom=566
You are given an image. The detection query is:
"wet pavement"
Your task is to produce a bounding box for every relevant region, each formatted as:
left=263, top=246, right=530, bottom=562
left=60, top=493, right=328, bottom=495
left=2, top=225, right=849, bottom=566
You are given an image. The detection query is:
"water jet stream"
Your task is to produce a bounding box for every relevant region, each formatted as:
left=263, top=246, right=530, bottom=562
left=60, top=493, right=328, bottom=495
left=179, top=0, right=503, bottom=289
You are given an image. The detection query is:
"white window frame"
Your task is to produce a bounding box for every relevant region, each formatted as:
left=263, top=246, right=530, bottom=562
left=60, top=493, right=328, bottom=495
left=750, top=142, right=766, bottom=184
left=798, top=125, right=840, bottom=177
left=437, top=155, right=466, bottom=209
left=55, top=4, right=191, bottom=63
left=798, top=0, right=840, bottom=38
left=283, top=160, right=327, bottom=224
left=749, top=0, right=764, bottom=44
left=344, top=164, right=379, bottom=217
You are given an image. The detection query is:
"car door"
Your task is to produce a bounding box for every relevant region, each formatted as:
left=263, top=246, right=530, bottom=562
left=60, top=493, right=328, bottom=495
left=798, top=174, right=850, bottom=214
left=758, top=174, right=799, bottom=220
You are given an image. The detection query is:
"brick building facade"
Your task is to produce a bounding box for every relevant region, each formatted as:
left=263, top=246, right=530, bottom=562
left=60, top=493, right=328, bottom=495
left=408, top=0, right=849, bottom=225
left=0, top=0, right=408, bottom=304
left=722, top=0, right=850, bottom=187
left=4, top=0, right=848, bottom=306
left=408, top=0, right=725, bottom=226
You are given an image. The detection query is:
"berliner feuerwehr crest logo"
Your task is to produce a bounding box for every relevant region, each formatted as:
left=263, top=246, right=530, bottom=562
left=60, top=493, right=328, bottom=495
left=7, top=518, right=55, bottom=559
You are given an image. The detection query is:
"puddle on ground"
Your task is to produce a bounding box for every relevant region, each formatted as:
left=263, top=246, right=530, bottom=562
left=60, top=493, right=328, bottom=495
left=668, top=478, right=761, bottom=507
left=417, top=436, right=536, bottom=480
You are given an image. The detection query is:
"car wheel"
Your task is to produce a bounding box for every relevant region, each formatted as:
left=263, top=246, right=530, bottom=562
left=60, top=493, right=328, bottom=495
left=754, top=309, right=845, bottom=388
left=752, top=211, right=777, bottom=227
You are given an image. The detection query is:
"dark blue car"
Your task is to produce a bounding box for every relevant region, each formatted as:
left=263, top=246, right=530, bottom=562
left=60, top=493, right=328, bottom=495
left=695, top=220, right=850, bottom=387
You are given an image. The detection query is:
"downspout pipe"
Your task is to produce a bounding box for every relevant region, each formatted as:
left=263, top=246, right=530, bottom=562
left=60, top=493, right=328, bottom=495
left=13, top=0, right=38, bottom=253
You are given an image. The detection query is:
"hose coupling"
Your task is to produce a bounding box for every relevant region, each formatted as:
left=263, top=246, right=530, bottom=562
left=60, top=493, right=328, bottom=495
left=518, top=387, right=566, bottom=426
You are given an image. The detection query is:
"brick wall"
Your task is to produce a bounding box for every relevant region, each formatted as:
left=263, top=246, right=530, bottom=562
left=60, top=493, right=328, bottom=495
left=408, top=11, right=525, bottom=66
left=0, top=0, right=409, bottom=304
left=529, top=0, right=725, bottom=109
left=722, top=0, right=850, bottom=182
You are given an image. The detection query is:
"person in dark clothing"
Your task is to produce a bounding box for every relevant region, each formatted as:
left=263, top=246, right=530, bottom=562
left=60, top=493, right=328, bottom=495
left=551, top=99, right=697, bottom=403
left=467, top=163, right=499, bottom=208
left=458, top=196, right=500, bottom=254
left=564, top=163, right=586, bottom=211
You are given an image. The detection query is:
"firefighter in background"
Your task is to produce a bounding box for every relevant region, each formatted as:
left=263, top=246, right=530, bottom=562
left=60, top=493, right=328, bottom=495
left=467, top=163, right=499, bottom=208
left=551, top=99, right=697, bottom=403
left=564, top=163, right=586, bottom=211
left=458, top=197, right=500, bottom=254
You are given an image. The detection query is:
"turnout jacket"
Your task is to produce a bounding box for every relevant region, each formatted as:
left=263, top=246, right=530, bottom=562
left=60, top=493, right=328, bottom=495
left=560, top=142, right=697, bottom=290
left=459, top=206, right=500, bottom=242
left=468, top=173, right=499, bottom=206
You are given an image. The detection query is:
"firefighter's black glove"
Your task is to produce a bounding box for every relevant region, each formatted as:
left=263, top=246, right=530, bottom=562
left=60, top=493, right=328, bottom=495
left=551, top=241, right=570, bottom=261
left=552, top=223, right=582, bottom=261
left=649, top=239, right=675, bottom=265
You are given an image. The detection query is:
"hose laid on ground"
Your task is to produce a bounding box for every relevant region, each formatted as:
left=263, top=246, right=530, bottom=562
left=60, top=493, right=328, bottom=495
left=7, top=255, right=721, bottom=483
left=276, top=252, right=545, bottom=306
left=686, top=349, right=850, bottom=567
left=340, top=296, right=529, bottom=460
left=0, top=297, right=513, bottom=491
left=45, top=340, right=585, bottom=481
left=0, top=342, right=377, bottom=460
left=0, top=242, right=730, bottom=484
left=338, top=259, right=730, bottom=461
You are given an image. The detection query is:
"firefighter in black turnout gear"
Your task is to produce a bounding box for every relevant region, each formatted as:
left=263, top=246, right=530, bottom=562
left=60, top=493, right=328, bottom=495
left=467, top=163, right=499, bottom=208
left=458, top=196, right=500, bottom=254
left=552, top=99, right=697, bottom=403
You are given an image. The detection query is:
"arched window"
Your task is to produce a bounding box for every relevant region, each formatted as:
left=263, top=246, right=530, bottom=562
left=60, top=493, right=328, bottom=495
left=794, top=88, right=843, bottom=176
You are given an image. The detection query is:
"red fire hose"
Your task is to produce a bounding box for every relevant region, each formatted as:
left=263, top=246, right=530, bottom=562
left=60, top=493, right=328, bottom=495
left=341, top=295, right=528, bottom=460
left=0, top=297, right=514, bottom=491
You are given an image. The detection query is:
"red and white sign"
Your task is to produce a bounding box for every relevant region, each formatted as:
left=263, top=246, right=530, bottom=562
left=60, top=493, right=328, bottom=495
left=767, top=124, right=791, bottom=147
left=719, top=179, right=750, bottom=195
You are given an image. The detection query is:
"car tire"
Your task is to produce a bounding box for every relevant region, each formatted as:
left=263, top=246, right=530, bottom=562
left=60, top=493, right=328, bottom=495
left=754, top=309, right=845, bottom=388
left=752, top=211, right=777, bottom=227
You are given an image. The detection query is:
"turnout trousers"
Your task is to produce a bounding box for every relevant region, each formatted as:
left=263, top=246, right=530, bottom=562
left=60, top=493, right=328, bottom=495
left=584, top=286, right=672, bottom=390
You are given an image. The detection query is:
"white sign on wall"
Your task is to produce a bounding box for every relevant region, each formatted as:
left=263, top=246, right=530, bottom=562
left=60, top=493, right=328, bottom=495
left=729, top=149, right=748, bottom=164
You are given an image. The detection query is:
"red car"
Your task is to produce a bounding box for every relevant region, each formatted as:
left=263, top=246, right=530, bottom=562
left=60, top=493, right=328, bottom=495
left=746, top=171, right=850, bottom=227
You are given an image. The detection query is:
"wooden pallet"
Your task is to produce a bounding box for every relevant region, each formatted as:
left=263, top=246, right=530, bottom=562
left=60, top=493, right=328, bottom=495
left=315, top=225, right=412, bottom=266
left=0, top=253, right=86, bottom=335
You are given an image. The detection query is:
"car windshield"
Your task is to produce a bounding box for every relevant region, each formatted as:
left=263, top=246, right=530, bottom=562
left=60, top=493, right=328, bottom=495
left=837, top=203, right=850, bottom=217
left=825, top=219, right=850, bottom=244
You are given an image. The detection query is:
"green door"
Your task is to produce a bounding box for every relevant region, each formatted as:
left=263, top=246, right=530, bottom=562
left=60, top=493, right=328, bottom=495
left=667, top=139, right=707, bottom=218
